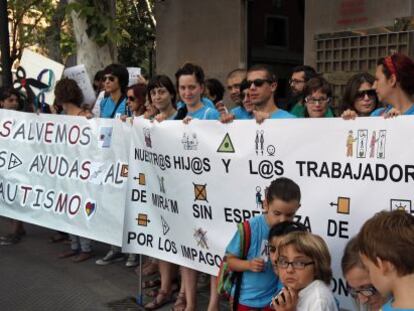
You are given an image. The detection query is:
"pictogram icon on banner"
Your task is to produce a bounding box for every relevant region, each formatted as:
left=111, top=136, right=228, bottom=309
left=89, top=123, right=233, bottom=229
left=8, top=153, right=22, bottom=170
left=193, top=183, right=208, bottom=202
left=120, top=164, right=129, bottom=177
left=329, top=197, right=350, bottom=215
left=194, top=227, right=209, bottom=249
left=98, top=127, right=113, bottom=148
left=390, top=199, right=413, bottom=214
left=133, top=173, right=146, bottom=185
left=217, top=133, right=235, bottom=153
left=136, top=213, right=150, bottom=227
left=161, top=216, right=170, bottom=235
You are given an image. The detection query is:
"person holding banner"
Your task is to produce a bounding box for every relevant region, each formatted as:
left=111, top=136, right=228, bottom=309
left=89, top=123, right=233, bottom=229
left=175, top=63, right=220, bottom=123
left=148, top=75, right=178, bottom=122
left=302, top=76, right=335, bottom=118
left=0, top=87, right=28, bottom=246
left=341, top=237, right=385, bottom=311
left=246, top=64, right=295, bottom=123
left=96, top=63, right=132, bottom=266
left=126, top=83, right=147, bottom=118
left=340, top=73, right=380, bottom=118
left=225, top=177, right=301, bottom=311
left=52, top=78, right=94, bottom=262
left=99, top=63, right=129, bottom=119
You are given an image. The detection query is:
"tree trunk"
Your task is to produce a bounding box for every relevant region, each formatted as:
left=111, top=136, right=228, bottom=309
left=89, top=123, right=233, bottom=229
left=44, top=0, right=67, bottom=62
left=68, top=0, right=117, bottom=81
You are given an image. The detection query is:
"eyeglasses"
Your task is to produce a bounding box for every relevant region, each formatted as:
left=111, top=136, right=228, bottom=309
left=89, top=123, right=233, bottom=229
left=128, top=96, right=137, bottom=101
left=276, top=258, right=315, bottom=270
left=356, top=89, right=376, bottom=100
left=104, top=75, right=115, bottom=82
left=305, top=97, right=331, bottom=105
left=347, top=285, right=378, bottom=299
left=289, top=79, right=305, bottom=85
left=246, top=79, right=273, bottom=88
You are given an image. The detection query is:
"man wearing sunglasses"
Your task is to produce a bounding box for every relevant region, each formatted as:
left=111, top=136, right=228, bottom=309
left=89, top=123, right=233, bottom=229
left=246, top=64, right=295, bottom=123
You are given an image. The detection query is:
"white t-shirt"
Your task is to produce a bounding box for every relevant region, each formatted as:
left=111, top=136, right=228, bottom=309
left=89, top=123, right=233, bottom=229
left=297, top=280, right=338, bottom=311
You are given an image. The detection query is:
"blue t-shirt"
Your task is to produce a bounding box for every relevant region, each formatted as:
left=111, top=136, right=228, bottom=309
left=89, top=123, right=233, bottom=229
left=270, top=109, right=296, bottom=119
left=100, top=96, right=127, bottom=119
left=187, top=105, right=220, bottom=120
left=226, top=215, right=279, bottom=308
left=231, top=106, right=252, bottom=120
left=371, top=104, right=414, bottom=116
left=177, top=97, right=216, bottom=110
left=381, top=299, right=414, bottom=311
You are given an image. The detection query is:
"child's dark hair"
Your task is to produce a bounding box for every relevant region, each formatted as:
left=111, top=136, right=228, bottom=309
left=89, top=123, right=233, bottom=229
left=268, top=221, right=308, bottom=240
left=265, top=177, right=301, bottom=203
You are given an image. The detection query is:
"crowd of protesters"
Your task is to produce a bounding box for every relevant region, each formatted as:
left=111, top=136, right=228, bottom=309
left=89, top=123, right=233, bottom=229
left=1, top=52, right=414, bottom=311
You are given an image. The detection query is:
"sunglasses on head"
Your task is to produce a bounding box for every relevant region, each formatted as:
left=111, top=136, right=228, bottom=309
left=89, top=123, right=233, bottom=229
left=356, top=89, right=376, bottom=99
left=104, top=75, right=115, bottom=82
left=246, top=78, right=273, bottom=88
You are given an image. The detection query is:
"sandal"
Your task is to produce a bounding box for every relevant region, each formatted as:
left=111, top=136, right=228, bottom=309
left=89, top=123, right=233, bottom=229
left=58, top=250, right=79, bottom=259
left=146, top=280, right=179, bottom=297
left=144, top=289, right=173, bottom=310
left=143, top=278, right=161, bottom=289
left=171, top=292, right=186, bottom=311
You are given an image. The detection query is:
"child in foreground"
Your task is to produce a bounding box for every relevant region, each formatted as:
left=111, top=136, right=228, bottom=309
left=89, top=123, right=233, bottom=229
left=273, top=231, right=338, bottom=311
left=357, top=210, right=414, bottom=310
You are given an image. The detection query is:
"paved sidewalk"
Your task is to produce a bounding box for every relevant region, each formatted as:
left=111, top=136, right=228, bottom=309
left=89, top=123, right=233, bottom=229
left=0, top=218, right=226, bottom=311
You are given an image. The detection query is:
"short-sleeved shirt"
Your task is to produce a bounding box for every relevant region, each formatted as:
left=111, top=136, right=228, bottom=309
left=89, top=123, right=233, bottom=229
left=100, top=95, right=127, bottom=118
left=270, top=109, right=297, bottom=119
left=296, top=280, right=339, bottom=311
left=187, top=105, right=220, bottom=120
left=176, top=97, right=216, bottom=110
left=226, top=215, right=279, bottom=308
left=231, top=106, right=252, bottom=120
left=371, top=104, right=414, bottom=116
left=380, top=299, right=413, bottom=311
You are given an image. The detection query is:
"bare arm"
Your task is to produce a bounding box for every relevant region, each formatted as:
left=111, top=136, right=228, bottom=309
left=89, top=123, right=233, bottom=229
left=227, top=254, right=264, bottom=272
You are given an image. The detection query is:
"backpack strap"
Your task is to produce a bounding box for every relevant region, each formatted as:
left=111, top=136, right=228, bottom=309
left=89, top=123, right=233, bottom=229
left=232, top=221, right=251, bottom=311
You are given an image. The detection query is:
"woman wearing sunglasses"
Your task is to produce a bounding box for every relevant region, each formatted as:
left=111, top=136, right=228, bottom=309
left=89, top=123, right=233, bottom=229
left=126, top=83, right=147, bottom=118
left=340, top=73, right=379, bottom=117
left=302, top=76, right=335, bottom=118
left=341, top=237, right=385, bottom=311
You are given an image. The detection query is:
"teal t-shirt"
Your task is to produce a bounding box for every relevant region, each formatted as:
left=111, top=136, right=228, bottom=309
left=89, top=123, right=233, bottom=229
left=231, top=106, right=252, bottom=120
left=270, top=109, right=296, bottom=119
left=371, top=104, right=414, bottom=116
left=381, top=299, right=414, bottom=311
left=226, top=215, right=280, bottom=308
left=187, top=105, right=220, bottom=120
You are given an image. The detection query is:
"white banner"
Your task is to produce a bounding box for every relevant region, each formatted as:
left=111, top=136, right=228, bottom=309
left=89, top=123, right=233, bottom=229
left=123, top=116, right=414, bottom=310
left=0, top=110, right=130, bottom=246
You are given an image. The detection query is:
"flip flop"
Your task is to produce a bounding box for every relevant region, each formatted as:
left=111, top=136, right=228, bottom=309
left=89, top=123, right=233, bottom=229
left=145, top=280, right=179, bottom=297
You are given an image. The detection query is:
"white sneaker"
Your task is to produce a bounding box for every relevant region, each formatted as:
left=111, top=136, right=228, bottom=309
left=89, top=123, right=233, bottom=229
left=125, top=254, right=139, bottom=267
left=95, top=250, right=125, bottom=265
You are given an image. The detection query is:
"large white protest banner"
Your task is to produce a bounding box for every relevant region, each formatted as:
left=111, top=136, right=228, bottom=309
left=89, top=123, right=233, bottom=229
left=123, top=116, right=414, bottom=310
left=0, top=110, right=130, bottom=246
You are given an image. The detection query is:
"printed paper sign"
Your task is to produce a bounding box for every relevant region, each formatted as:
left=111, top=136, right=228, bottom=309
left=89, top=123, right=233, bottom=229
left=63, top=64, right=96, bottom=106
